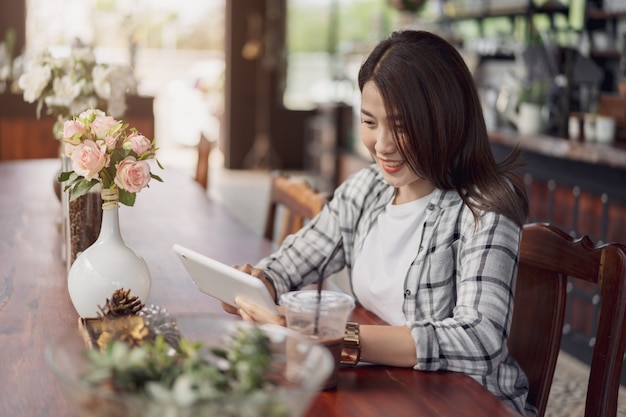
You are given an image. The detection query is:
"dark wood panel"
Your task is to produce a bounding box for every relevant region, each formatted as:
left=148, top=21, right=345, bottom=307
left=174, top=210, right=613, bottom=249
left=0, top=117, right=59, bottom=160
left=550, top=184, right=576, bottom=233
left=576, top=189, right=605, bottom=242
left=525, top=175, right=550, bottom=222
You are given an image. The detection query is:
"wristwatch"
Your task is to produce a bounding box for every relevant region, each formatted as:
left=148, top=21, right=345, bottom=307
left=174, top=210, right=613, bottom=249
left=340, top=321, right=361, bottom=365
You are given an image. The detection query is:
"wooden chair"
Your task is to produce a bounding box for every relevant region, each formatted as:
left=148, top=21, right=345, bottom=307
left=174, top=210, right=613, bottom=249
left=195, top=134, right=214, bottom=190
left=509, top=222, right=626, bottom=417
left=264, top=171, right=329, bottom=245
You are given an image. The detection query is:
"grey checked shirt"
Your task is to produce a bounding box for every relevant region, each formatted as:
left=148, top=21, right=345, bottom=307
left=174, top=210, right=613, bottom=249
left=258, top=165, right=535, bottom=416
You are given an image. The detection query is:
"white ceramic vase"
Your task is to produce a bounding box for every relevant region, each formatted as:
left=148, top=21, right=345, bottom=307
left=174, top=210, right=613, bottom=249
left=67, top=188, right=151, bottom=318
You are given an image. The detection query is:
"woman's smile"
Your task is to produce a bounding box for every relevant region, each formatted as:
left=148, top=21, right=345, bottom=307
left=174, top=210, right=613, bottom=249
left=378, top=158, right=405, bottom=174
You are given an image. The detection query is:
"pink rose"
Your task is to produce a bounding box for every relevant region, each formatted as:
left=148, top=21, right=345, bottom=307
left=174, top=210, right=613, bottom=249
left=114, top=157, right=151, bottom=193
left=123, top=133, right=152, bottom=157
left=63, top=120, right=86, bottom=157
left=63, top=120, right=86, bottom=143
left=78, top=109, right=105, bottom=119
left=64, top=142, right=78, bottom=158
left=71, top=140, right=109, bottom=180
left=103, top=135, right=118, bottom=151
left=91, top=113, right=122, bottom=139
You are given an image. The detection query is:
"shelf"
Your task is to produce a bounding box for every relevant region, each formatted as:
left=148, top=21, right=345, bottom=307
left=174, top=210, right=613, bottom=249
left=489, top=128, right=626, bottom=170
left=532, top=0, right=569, bottom=15
left=478, top=52, right=516, bottom=60
left=441, top=1, right=568, bottom=22
left=586, top=9, right=626, bottom=20
left=442, top=7, right=525, bottom=21
left=590, top=49, right=622, bottom=59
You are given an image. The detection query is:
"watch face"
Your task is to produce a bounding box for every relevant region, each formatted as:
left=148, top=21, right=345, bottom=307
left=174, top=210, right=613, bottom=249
left=344, top=322, right=360, bottom=345
left=340, top=347, right=361, bottom=365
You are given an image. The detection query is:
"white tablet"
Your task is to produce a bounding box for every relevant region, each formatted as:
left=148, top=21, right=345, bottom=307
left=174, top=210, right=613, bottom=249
left=173, top=244, right=279, bottom=314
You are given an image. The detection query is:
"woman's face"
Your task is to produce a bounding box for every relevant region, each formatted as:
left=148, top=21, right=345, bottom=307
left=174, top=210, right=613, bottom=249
left=360, top=81, right=434, bottom=204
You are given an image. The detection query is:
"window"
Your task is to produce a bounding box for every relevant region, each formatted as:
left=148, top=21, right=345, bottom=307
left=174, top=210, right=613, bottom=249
left=25, top=0, right=225, bottom=94
left=25, top=0, right=226, bottom=150
left=284, top=0, right=428, bottom=110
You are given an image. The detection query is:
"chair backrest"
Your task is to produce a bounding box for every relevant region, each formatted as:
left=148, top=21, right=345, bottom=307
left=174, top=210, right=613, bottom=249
left=509, top=222, right=626, bottom=417
left=264, top=171, right=329, bottom=244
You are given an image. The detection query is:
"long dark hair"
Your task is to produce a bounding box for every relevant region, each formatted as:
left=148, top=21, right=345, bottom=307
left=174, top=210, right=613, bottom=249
left=358, top=30, right=528, bottom=227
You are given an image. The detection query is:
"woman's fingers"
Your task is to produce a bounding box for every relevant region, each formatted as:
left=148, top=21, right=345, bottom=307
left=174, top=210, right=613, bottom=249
left=233, top=264, right=277, bottom=300
left=221, top=301, right=240, bottom=316
left=235, top=297, right=286, bottom=326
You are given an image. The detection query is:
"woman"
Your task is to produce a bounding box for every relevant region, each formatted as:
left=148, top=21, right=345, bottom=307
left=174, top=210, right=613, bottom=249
left=228, top=30, right=534, bottom=416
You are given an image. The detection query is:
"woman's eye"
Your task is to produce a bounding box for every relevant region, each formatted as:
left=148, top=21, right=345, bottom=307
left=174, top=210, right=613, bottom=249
left=361, top=119, right=375, bottom=127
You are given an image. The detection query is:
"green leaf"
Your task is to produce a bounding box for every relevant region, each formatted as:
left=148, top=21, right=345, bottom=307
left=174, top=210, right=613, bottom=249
left=109, top=149, right=124, bottom=165
left=99, top=167, right=115, bottom=189
left=110, top=122, right=124, bottom=136
left=63, top=172, right=84, bottom=191
left=150, top=173, right=163, bottom=182
left=69, top=179, right=98, bottom=201
left=67, top=172, right=80, bottom=183
left=80, top=327, right=286, bottom=414
left=57, top=171, right=73, bottom=182
left=119, top=189, right=136, bottom=206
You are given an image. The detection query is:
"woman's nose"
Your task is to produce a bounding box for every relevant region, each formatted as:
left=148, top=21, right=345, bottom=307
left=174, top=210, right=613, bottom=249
left=374, top=129, right=396, bottom=155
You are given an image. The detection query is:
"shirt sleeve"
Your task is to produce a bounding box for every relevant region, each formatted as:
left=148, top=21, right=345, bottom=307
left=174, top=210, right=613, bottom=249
left=410, top=209, right=522, bottom=377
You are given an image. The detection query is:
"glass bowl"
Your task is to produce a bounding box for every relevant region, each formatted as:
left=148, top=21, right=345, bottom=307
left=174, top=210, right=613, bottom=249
left=46, top=314, right=333, bottom=417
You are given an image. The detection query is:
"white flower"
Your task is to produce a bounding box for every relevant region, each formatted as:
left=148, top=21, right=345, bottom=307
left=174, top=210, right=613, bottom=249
left=0, top=65, right=9, bottom=81
left=18, top=64, right=51, bottom=102
left=92, top=65, right=112, bottom=100
left=78, top=108, right=106, bottom=119
left=18, top=46, right=136, bottom=120
left=70, top=96, right=98, bottom=116
left=44, top=74, right=81, bottom=108
left=71, top=46, right=96, bottom=65
left=0, top=43, right=9, bottom=81
left=51, top=55, right=71, bottom=73
left=109, top=66, right=136, bottom=117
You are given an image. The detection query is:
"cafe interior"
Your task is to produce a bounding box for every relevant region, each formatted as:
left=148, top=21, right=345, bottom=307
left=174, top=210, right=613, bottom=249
left=2, top=0, right=626, bottom=416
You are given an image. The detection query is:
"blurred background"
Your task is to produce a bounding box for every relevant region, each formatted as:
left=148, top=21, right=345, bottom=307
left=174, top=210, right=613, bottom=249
left=3, top=0, right=624, bottom=188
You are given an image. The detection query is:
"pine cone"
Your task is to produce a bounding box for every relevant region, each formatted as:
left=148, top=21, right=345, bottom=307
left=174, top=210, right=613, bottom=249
left=95, top=316, right=150, bottom=350
left=97, top=288, right=144, bottom=319
left=139, top=304, right=181, bottom=348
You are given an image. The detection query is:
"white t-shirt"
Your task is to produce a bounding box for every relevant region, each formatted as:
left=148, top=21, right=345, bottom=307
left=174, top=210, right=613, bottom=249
left=352, top=192, right=432, bottom=325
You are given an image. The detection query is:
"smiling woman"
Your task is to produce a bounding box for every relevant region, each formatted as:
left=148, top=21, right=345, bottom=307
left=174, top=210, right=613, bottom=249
left=226, top=29, right=534, bottom=417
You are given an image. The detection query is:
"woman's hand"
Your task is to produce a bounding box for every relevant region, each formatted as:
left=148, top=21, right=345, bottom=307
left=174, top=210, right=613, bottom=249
left=221, top=263, right=284, bottom=325
left=234, top=297, right=286, bottom=326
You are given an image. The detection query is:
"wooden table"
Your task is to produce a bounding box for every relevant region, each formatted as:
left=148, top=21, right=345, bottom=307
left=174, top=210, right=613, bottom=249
left=0, top=159, right=523, bottom=417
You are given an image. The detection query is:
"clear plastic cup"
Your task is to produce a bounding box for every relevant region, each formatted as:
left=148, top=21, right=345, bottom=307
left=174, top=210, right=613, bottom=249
left=280, top=290, right=355, bottom=390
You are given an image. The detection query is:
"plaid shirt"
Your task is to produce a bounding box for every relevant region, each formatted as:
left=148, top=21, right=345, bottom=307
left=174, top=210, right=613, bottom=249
left=258, top=165, right=535, bottom=416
